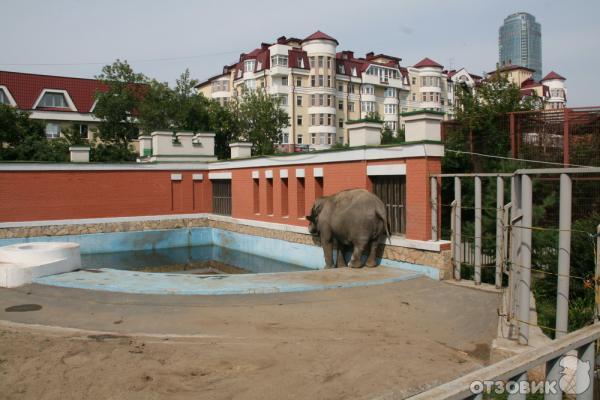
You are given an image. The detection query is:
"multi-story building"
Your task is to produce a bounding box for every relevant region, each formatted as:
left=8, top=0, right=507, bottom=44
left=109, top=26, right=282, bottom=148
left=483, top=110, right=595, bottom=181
left=0, top=70, right=108, bottom=140
left=487, top=64, right=567, bottom=109
left=499, top=12, right=542, bottom=81
left=197, top=31, right=425, bottom=150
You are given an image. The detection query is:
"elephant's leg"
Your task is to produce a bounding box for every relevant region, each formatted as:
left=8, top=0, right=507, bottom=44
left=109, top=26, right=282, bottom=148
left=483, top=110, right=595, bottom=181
left=349, top=241, right=367, bottom=268
left=365, top=240, right=380, bottom=268
left=336, top=244, right=347, bottom=268
left=322, top=238, right=335, bottom=269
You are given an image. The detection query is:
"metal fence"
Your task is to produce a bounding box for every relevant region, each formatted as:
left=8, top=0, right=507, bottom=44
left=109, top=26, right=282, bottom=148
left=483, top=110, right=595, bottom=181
left=428, top=167, right=600, bottom=399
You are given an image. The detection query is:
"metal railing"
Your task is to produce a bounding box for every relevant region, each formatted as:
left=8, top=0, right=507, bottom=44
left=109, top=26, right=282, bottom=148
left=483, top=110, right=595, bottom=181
left=431, top=167, right=600, bottom=345
left=407, top=323, right=600, bottom=399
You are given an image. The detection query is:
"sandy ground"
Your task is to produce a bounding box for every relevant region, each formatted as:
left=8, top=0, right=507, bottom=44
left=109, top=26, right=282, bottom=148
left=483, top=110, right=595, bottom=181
left=0, top=278, right=499, bottom=400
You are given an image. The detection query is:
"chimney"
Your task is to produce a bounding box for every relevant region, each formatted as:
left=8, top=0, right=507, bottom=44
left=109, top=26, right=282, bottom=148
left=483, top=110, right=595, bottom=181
left=229, top=142, right=253, bottom=159
left=69, top=146, right=90, bottom=163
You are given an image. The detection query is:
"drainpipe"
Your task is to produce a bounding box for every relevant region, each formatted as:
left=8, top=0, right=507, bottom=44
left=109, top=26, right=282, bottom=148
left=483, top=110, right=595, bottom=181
left=291, top=71, right=296, bottom=152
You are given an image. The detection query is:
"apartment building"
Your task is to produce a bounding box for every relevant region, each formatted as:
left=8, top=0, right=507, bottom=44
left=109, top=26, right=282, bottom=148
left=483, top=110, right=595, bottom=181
left=196, top=31, right=462, bottom=150
left=487, top=64, right=567, bottom=109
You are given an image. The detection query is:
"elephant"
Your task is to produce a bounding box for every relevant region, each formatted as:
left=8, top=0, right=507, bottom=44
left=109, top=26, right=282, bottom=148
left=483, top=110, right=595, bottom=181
left=306, top=188, right=390, bottom=269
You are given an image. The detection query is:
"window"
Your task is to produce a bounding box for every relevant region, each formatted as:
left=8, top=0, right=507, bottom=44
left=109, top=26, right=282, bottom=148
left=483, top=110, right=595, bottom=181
left=384, top=104, right=397, bottom=114
left=309, top=57, right=315, bottom=68
left=412, top=93, right=416, bottom=102
left=422, top=93, right=427, bottom=102
left=77, top=124, right=88, bottom=139
left=318, top=94, right=324, bottom=106
left=296, top=77, right=302, bottom=87
left=384, top=88, right=396, bottom=97
left=318, top=56, right=324, bottom=68
left=347, top=102, right=355, bottom=112
left=327, top=76, right=331, bottom=87
left=0, top=89, right=9, bottom=105
left=297, top=134, right=303, bottom=144
left=326, top=57, right=331, bottom=69
left=45, top=123, right=60, bottom=138
left=361, top=85, right=374, bottom=95
left=271, top=55, right=288, bottom=67
left=311, top=132, right=317, bottom=144
left=338, top=64, right=345, bottom=74
left=386, top=121, right=397, bottom=131
left=327, top=114, right=332, bottom=126
left=361, top=101, right=375, bottom=113
left=318, top=75, right=324, bottom=87
left=212, top=180, right=232, bottom=216
left=338, top=84, right=343, bottom=92
left=338, top=100, right=343, bottom=110
left=351, top=67, right=357, bottom=76
left=311, top=114, right=316, bottom=125
left=348, top=84, right=355, bottom=94
left=278, top=95, right=288, bottom=106
left=39, top=92, right=68, bottom=108
left=327, top=133, right=333, bottom=145
left=311, top=94, right=316, bottom=106
left=281, top=76, right=288, bottom=86
left=245, top=79, right=256, bottom=90
left=338, top=119, right=344, bottom=128
left=296, top=95, right=302, bottom=106
left=326, top=95, right=331, bottom=107
left=411, top=77, right=416, bottom=85
left=244, top=60, right=255, bottom=72
left=319, top=114, right=324, bottom=125
left=297, top=115, right=303, bottom=125
left=311, top=76, right=316, bottom=87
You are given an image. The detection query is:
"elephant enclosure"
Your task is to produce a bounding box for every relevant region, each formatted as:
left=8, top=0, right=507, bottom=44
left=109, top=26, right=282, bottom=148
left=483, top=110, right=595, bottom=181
left=0, top=278, right=498, bottom=400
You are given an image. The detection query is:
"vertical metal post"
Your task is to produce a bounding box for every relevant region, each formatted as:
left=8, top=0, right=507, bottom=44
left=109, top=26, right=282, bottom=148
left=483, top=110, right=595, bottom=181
left=495, top=177, right=505, bottom=288
left=556, top=173, right=572, bottom=338
left=595, top=223, right=600, bottom=323
left=577, top=341, right=595, bottom=400
left=474, top=176, right=482, bottom=285
left=430, top=176, right=438, bottom=241
left=454, top=177, right=462, bottom=281
left=545, top=356, right=563, bottom=400
left=507, top=372, right=527, bottom=400
left=510, top=176, right=522, bottom=331
left=563, top=108, right=570, bottom=166
left=518, top=174, right=532, bottom=346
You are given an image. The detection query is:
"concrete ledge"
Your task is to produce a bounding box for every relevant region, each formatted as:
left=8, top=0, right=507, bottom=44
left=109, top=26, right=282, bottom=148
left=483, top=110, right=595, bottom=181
left=0, top=242, right=81, bottom=287
left=33, top=266, right=423, bottom=295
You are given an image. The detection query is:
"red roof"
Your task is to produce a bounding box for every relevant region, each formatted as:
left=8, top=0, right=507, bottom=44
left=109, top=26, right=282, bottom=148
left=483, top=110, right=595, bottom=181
left=288, top=49, right=309, bottom=70
left=413, top=57, right=443, bottom=68
left=542, top=71, right=566, bottom=81
left=0, top=70, right=109, bottom=112
left=303, top=31, right=339, bottom=45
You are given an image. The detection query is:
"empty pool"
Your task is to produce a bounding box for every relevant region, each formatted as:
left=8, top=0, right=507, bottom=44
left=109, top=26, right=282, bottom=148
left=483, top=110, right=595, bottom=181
left=81, top=245, right=310, bottom=275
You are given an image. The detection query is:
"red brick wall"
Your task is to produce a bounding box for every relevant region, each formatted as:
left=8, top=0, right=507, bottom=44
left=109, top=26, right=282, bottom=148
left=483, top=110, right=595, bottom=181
left=0, top=157, right=441, bottom=241
left=0, top=170, right=211, bottom=222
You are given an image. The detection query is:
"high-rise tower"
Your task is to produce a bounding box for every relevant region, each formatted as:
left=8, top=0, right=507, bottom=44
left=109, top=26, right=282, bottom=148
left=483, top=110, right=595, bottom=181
left=499, top=12, right=542, bottom=81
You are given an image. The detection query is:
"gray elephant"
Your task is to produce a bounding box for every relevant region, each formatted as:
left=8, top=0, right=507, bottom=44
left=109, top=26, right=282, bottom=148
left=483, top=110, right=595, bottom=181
left=306, top=188, right=390, bottom=269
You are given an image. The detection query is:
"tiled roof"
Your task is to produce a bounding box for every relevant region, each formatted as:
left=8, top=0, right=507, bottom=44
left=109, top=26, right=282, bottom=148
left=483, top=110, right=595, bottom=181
left=0, top=70, right=109, bottom=112
left=303, top=31, right=339, bottom=45
left=288, top=49, right=309, bottom=70
left=413, top=57, right=443, bottom=68
left=541, top=71, right=566, bottom=81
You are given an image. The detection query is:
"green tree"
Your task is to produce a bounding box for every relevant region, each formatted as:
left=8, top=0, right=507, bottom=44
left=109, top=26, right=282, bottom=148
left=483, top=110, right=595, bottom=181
left=93, top=60, right=146, bottom=161
left=0, top=105, right=69, bottom=161
left=446, top=73, right=541, bottom=173
left=228, top=89, right=289, bottom=156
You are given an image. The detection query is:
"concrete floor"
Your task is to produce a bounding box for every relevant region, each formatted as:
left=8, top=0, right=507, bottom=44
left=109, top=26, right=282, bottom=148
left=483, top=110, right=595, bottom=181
left=0, top=277, right=500, bottom=399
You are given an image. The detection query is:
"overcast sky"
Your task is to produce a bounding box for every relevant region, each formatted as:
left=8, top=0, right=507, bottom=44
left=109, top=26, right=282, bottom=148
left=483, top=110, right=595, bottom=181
left=1, top=0, right=598, bottom=106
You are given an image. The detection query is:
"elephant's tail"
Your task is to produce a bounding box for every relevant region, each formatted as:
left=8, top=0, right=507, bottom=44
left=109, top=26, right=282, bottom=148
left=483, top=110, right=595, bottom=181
left=377, top=208, right=391, bottom=244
